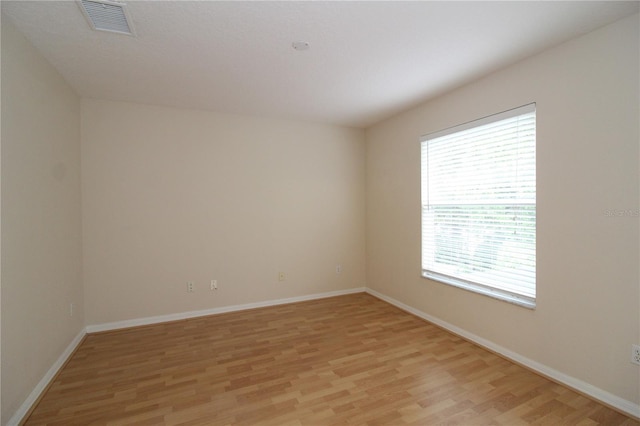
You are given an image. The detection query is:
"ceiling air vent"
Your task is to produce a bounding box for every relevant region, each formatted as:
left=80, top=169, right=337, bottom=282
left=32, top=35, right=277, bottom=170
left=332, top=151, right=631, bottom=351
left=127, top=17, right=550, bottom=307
left=79, top=0, right=136, bottom=36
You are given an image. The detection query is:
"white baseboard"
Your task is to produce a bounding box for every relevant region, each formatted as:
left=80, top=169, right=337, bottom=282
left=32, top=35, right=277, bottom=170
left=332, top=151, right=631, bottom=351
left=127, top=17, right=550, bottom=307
left=7, top=328, right=86, bottom=426
left=86, top=287, right=366, bottom=333
left=365, top=288, right=640, bottom=420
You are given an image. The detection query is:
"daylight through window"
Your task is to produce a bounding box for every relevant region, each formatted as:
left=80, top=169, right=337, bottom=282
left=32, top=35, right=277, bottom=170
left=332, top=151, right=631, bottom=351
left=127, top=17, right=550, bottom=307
left=420, top=104, right=536, bottom=308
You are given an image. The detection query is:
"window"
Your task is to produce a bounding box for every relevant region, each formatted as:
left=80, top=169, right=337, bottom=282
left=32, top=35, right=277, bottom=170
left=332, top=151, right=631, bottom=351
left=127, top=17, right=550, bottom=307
left=420, top=104, right=536, bottom=308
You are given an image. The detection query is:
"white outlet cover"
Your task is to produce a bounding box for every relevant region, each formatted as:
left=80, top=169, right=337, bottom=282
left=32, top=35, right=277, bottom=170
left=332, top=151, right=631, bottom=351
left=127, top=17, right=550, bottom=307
left=632, top=344, right=640, bottom=365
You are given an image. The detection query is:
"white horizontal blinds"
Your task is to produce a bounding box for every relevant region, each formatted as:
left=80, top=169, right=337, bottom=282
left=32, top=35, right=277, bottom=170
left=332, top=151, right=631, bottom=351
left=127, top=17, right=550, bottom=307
left=421, top=104, right=536, bottom=305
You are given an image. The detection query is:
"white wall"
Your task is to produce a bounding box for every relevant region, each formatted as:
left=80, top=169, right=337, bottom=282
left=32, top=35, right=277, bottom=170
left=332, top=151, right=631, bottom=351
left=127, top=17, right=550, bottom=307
left=81, top=99, right=366, bottom=325
left=366, top=14, right=639, bottom=405
left=1, top=16, right=84, bottom=424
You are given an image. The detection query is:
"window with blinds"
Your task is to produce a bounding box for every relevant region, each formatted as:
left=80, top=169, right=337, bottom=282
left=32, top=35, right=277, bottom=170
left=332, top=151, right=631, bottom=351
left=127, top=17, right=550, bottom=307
left=420, top=103, right=536, bottom=308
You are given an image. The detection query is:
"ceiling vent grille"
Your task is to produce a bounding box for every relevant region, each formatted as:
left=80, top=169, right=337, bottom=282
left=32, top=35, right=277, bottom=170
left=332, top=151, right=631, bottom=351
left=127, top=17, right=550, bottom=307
left=79, top=0, right=136, bottom=36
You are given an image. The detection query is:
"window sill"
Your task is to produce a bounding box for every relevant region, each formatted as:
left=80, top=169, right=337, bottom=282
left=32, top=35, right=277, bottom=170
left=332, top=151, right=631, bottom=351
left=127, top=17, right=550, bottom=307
left=422, top=270, right=536, bottom=310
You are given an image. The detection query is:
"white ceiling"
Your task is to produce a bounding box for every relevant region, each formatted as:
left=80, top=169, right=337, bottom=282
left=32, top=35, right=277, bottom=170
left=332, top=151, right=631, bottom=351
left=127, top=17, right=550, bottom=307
left=2, top=1, right=638, bottom=128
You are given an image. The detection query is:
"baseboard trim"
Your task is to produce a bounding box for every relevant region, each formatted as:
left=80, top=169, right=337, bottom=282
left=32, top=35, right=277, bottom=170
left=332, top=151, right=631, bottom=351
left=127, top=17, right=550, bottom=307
left=7, top=328, right=87, bottom=426
left=86, top=287, right=366, bottom=334
left=365, top=288, right=640, bottom=420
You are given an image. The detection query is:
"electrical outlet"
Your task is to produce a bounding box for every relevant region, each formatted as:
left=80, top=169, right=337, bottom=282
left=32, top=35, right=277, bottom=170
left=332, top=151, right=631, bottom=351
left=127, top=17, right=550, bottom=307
left=69, top=303, right=74, bottom=317
left=210, top=280, right=217, bottom=290
left=336, top=264, right=342, bottom=274
left=187, top=281, right=194, bottom=292
left=632, top=344, right=640, bottom=365
left=278, top=272, right=285, bottom=281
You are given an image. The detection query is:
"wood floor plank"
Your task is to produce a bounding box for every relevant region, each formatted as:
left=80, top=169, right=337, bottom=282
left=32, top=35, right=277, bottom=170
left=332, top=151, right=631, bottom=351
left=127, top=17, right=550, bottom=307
left=23, top=293, right=638, bottom=425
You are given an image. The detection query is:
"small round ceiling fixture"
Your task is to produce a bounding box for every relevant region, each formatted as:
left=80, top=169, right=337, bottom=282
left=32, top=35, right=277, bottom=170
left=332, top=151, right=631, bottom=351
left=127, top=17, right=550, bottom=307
left=292, top=41, right=310, bottom=51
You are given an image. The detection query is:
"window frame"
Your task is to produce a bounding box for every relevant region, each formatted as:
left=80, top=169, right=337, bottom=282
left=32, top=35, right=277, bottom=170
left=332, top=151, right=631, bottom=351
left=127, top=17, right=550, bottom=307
left=420, top=103, right=536, bottom=309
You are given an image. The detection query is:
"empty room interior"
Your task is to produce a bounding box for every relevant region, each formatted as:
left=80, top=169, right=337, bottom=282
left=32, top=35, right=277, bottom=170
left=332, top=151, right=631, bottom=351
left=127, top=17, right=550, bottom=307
left=1, top=1, right=639, bottom=425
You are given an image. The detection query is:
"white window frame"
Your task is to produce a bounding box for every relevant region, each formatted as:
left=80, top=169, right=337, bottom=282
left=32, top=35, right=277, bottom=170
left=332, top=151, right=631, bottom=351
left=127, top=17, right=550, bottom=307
left=420, top=103, right=536, bottom=309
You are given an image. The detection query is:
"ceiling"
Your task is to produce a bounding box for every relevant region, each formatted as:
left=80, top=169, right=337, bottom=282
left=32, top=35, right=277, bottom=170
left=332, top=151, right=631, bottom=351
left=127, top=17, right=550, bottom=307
left=2, top=1, right=638, bottom=128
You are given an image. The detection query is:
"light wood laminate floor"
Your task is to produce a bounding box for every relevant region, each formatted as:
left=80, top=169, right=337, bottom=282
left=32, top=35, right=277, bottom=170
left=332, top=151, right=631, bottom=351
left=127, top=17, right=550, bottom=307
left=24, top=293, right=638, bottom=425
